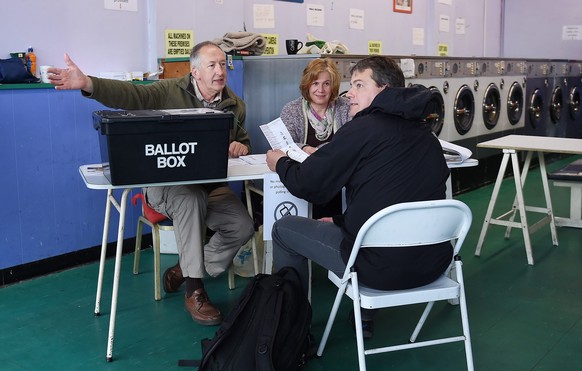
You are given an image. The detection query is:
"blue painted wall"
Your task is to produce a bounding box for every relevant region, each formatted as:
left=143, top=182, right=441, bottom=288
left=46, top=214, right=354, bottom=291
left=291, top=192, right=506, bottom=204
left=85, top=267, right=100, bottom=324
left=0, top=59, right=244, bottom=270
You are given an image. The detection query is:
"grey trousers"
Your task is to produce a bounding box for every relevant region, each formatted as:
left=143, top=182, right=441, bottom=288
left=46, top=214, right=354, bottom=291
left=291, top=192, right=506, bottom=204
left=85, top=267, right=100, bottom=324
left=144, top=185, right=254, bottom=278
left=272, top=215, right=376, bottom=321
left=272, top=215, right=346, bottom=294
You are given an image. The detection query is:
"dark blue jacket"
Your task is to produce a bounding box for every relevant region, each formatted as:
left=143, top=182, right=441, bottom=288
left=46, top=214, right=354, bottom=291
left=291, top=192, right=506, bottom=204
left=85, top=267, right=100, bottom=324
left=275, top=85, right=452, bottom=290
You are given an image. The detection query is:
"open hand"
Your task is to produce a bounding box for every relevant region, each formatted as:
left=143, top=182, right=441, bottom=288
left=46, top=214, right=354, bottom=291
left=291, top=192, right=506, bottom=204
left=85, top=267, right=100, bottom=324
left=48, top=53, right=93, bottom=92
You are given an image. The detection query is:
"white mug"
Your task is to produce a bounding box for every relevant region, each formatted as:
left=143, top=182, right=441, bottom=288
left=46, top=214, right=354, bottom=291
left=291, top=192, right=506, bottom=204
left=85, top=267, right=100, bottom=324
left=39, top=65, right=54, bottom=83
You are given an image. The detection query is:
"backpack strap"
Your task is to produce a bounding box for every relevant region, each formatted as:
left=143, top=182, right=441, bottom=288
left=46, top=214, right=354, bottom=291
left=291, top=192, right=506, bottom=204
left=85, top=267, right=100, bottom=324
left=255, top=277, right=285, bottom=371
left=177, top=359, right=200, bottom=367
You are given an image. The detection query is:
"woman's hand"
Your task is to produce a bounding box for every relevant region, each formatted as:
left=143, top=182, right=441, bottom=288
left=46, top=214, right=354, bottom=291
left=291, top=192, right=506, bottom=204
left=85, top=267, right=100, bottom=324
left=302, top=145, right=317, bottom=155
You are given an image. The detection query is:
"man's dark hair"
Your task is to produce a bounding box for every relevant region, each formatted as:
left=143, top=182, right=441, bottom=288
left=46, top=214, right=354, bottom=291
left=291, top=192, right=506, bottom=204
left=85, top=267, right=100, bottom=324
left=350, top=56, right=405, bottom=88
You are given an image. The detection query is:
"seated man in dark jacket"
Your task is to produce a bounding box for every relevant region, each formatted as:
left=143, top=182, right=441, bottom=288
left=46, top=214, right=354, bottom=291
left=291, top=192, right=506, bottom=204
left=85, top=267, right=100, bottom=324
left=266, top=56, right=451, bottom=338
left=49, top=41, right=254, bottom=326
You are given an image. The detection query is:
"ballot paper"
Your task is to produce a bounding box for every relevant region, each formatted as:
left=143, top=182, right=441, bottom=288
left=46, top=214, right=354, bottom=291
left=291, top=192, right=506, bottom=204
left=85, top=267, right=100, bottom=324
left=439, top=138, right=472, bottom=164
left=260, top=117, right=309, bottom=163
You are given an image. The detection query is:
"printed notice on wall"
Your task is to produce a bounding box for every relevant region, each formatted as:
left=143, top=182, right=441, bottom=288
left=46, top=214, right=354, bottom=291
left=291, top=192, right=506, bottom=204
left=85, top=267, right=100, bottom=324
left=349, top=8, right=364, bottom=30
left=438, top=43, right=449, bottom=56
left=254, top=4, right=275, bottom=29
left=562, top=25, right=582, bottom=40
left=104, top=0, right=137, bottom=11
left=368, top=41, right=382, bottom=55
left=262, top=33, right=279, bottom=55
left=307, top=4, right=325, bottom=27
left=412, top=27, right=425, bottom=46
left=439, top=15, right=450, bottom=33
left=456, top=18, right=466, bottom=34
left=165, top=30, right=194, bottom=58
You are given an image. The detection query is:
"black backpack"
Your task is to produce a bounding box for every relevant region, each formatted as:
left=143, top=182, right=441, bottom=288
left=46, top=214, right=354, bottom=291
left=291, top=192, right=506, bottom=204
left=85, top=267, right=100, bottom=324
left=179, top=267, right=313, bottom=370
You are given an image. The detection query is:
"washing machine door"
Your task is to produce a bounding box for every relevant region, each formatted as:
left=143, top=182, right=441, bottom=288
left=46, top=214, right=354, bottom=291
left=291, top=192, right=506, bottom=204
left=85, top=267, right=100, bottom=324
left=507, top=82, right=524, bottom=125
left=454, top=85, right=475, bottom=135
left=569, top=85, right=580, bottom=120
left=424, top=86, right=445, bottom=136
left=550, top=86, right=563, bottom=124
left=482, top=83, right=501, bottom=130
left=529, top=88, right=544, bottom=128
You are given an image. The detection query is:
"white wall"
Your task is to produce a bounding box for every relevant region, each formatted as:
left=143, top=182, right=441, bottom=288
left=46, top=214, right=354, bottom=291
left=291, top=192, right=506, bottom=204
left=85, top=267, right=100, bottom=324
left=0, top=0, right=579, bottom=77
left=503, top=0, right=582, bottom=59
left=1, top=0, right=149, bottom=76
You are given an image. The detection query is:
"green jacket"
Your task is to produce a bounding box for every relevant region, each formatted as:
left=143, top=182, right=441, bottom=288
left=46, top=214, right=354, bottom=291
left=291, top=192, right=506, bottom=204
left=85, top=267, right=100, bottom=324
left=84, top=74, right=251, bottom=152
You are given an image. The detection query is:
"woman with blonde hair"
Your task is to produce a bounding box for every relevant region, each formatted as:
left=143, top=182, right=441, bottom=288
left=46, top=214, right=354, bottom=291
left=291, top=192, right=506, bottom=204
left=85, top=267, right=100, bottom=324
left=280, top=58, right=351, bottom=155
left=280, top=58, right=351, bottom=218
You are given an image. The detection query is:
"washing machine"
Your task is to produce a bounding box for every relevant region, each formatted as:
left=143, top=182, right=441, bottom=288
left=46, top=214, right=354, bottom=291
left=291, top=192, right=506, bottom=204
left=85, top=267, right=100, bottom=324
left=523, top=59, right=551, bottom=136
left=474, top=58, right=505, bottom=139
left=500, top=59, right=527, bottom=134
left=404, top=57, right=448, bottom=139
left=444, top=58, right=479, bottom=153
left=565, top=61, right=582, bottom=138
left=547, top=60, right=568, bottom=138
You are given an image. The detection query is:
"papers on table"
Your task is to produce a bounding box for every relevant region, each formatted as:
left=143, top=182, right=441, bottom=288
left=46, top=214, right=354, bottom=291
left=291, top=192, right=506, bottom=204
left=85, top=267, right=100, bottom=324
left=439, top=139, right=472, bottom=164
left=260, top=117, right=309, bottom=163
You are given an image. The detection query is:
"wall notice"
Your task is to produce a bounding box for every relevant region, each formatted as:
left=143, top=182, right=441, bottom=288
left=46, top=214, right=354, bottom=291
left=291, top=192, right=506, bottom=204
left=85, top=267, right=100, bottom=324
left=368, top=41, right=382, bottom=55
left=438, top=43, right=449, bottom=56
left=562, top=25, right=582, bottom=40
left=307, top=4, right=325, bottom=27
left=254, top=4, right=275, bottom=29
left=262, top=33, right=279, bottom=55
left=165, top=30, right=194, bottom=58
left=349, top=8, right=365, bottom=30
left=104, top=0, right=137, bottom=11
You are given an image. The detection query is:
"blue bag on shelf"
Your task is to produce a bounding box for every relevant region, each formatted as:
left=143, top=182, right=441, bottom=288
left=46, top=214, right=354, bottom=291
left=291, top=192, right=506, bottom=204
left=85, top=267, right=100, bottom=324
left=0, top=57, right=39, bottom=83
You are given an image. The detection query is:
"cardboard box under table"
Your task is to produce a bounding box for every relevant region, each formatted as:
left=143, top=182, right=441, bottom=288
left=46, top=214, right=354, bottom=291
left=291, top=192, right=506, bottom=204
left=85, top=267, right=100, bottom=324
left=93, top=108, right=233, bottom=185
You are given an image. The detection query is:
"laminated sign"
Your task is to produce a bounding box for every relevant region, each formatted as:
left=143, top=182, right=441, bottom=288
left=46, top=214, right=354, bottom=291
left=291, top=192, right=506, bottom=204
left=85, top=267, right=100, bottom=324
left=263, top=172, right=309, bottom=239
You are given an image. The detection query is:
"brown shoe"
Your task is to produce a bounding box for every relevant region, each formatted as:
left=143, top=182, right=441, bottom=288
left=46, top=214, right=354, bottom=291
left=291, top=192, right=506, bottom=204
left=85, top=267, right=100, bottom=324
left=163, top=263, right=185, bottom=293
left=184, top=288, right=222, bottom=326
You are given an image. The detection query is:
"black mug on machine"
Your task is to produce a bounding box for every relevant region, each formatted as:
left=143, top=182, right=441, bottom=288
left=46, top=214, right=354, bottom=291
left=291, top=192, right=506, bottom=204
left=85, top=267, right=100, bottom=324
left=286, top=39, right=303, bottom=55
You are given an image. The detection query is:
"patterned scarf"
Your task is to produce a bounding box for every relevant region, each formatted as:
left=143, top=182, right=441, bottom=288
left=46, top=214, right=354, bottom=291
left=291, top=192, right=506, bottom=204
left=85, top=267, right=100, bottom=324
left=302, top=98, right=337, bottom=142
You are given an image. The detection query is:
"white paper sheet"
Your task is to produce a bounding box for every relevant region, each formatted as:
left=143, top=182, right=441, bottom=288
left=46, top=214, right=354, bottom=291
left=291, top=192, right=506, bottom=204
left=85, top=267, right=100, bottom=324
left=260, top=118, right=309, bottom=163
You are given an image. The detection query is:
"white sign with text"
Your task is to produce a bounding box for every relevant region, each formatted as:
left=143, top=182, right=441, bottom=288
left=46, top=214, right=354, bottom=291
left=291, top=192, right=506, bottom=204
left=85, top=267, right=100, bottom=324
left=263, top=172, right=309, bottom=240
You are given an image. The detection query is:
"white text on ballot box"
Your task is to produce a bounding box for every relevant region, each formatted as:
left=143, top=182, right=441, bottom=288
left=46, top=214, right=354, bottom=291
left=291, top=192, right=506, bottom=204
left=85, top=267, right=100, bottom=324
left=263, top=172, right=310, bottom=240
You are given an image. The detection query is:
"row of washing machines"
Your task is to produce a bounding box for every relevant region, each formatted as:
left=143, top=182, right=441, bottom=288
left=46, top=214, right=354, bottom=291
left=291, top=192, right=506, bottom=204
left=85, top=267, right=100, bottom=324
left=332, top=56, right=582, bottom=159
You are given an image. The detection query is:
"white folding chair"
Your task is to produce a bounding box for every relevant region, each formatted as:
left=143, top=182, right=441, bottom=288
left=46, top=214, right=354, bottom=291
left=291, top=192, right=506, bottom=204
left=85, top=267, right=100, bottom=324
left=317, top=199, right=474, bottom=371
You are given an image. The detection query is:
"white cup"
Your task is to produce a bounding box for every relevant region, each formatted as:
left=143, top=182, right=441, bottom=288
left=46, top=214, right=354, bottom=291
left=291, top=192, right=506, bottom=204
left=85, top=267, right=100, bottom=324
left=40, top=65, right=54, bottom=83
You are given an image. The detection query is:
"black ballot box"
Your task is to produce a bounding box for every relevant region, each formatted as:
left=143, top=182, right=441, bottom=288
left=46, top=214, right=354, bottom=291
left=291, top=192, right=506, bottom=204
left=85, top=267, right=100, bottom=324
left=93, top=108, right=233, bottom=185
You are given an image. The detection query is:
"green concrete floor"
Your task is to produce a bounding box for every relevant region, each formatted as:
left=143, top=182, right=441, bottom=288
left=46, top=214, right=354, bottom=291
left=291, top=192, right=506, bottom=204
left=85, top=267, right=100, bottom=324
left=1, top=155, right=581, bottom=370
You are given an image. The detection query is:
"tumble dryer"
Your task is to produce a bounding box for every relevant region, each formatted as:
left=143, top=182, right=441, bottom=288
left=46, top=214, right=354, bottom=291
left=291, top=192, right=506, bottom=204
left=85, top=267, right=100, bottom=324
left=524, top=59, right=551, bottom=137
left=565, top=61, right=582, bottom=138
left=474, top=59, right=505, bottom=138
left=547, top=61, right=567, bottom=138
left=404, top=57, right=448, bottom=140
left=444, top=58, right=478, bottom=153
left=500, top=59, right=527, bottom=134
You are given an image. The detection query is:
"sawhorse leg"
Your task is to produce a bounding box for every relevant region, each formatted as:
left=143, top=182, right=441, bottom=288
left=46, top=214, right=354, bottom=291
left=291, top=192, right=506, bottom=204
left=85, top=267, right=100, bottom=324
left=475, top=150, right=558, bottom=265
left=475, top=150, right=512, bottom=257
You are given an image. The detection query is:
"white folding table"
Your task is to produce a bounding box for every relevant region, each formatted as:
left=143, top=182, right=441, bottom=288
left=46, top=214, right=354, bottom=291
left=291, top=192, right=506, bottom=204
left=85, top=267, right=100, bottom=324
left=474, top=135, right=582, bottom=265
left=79, top=161, right=269, bottom=361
